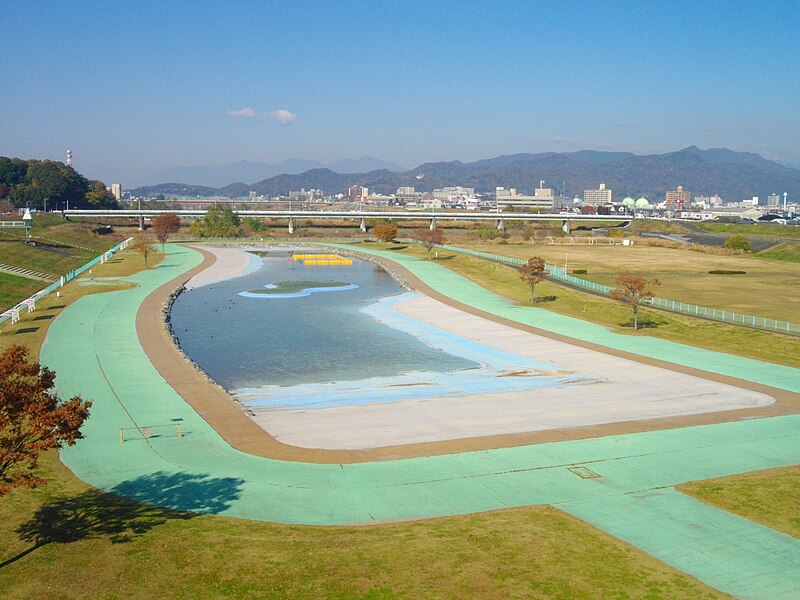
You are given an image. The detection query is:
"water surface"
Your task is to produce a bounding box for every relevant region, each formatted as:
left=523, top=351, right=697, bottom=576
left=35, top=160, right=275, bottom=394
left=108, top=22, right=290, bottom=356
left=170, top=250, right=478, bottom=390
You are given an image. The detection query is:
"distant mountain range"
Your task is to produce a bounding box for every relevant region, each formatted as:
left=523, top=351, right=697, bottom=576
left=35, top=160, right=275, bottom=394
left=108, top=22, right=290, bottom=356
left=146, top=156, right=408, bottom=188
left=130, top=147, right=800, bottom=202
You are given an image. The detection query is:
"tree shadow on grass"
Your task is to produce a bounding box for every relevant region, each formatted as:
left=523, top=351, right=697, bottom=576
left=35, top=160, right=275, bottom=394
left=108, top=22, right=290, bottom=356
left=618, top=318, right=661, bottom=329
left=2, top=471, right=243, bottom=568
left=534, top=295, right=557, bottom=303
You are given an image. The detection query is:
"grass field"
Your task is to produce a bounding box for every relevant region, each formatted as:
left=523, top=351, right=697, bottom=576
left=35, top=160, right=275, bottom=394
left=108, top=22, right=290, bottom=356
left=755, top=241, right=800, bottom=263
left=0, top=273, right=44, bottom=312
left=0, top=241, right=795, bottom=598
left=691, top=222, right=800, bottom=239
left=0, top=453, right=724, bottom=599
left=0, top=220, right=128, bottom=312
left=680, top=466, right=800, bottom=539
left=375, top=242, right=800, bottom=368
left=452, top=241, right=800, bottom=323
left=0, top=249, right=156, bottom=359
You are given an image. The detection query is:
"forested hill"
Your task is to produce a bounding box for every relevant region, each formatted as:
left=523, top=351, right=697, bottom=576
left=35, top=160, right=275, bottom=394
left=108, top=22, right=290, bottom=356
left=138, top=146, right=800, bottom=201
left=0, top=157, right=118, bottom=210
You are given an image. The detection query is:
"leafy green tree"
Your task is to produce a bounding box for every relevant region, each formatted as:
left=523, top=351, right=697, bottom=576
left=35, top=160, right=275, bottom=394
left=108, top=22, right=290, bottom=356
left=241, top=216, right=268, bottom=235
left=2, top=159, right=91, bottom=210
left=0, top=157, right=28, bottom=187
left=723, top=234, right=751, bottom=252
left=189, top=205, right=241, bottom=237
left=85, top=181, right=119, bottom=209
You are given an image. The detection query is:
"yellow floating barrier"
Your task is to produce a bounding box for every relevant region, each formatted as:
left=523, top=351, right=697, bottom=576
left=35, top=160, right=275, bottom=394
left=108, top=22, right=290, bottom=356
left=292, top=253, right=352, bottom=265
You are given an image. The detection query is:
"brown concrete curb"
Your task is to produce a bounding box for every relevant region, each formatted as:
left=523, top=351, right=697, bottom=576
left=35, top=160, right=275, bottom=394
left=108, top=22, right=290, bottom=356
left=135, top=244, right=800, bottom=464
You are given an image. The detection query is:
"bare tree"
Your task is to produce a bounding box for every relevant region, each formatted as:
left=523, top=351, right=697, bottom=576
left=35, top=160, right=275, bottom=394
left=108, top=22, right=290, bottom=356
left=133, top=236, right=155, bottom=268
left=151, top=213, right=181, bottom=250
left=0, top=345, right=91, bottom=496
left=412, top=228, right=445, bottom=259
left=519, top=257, right=547, bottom=303
left=609, top=273, right=660, bottom=330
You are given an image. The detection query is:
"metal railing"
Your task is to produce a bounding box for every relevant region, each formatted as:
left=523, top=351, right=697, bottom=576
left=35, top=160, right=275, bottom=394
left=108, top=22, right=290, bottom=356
left=433, top=243, right=800, bottom=336
left=0, top=238, right=132, bottom=328
left=170, top=236, right=370, bottom=244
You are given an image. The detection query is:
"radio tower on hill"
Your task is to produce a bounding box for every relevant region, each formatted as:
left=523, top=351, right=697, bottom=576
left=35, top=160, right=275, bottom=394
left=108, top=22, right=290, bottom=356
left=66, top=150, right=73, bottom=168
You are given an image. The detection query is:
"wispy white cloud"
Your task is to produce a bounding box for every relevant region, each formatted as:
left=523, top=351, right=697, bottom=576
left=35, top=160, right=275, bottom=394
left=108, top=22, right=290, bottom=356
left=268, top=109, right=297, bottom=125
left=228, top=107, right=258, bottom=118
left=227, top=107, right=297, bottom=125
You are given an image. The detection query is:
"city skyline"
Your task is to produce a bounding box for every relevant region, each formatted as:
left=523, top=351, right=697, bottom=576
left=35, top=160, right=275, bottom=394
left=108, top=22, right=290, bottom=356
left=2, top=0, right=798, bottom=187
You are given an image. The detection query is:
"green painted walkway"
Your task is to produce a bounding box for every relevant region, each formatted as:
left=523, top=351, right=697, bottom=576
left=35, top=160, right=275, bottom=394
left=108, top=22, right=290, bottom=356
left=564, top=489, right=800, bottom=599
left=41, top=244, right=800, bottom=599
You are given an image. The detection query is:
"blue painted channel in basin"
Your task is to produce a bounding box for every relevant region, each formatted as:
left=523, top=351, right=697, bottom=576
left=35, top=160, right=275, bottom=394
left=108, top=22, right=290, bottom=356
left=239, top=282, right=359, bottom=299
left=237, top=292, right=598, bottom=410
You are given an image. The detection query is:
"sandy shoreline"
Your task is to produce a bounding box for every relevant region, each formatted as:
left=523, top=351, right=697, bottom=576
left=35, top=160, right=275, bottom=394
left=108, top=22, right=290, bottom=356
left=183, top=245, right=262, bottom=289
left=137, top=244, right=800, bottom=463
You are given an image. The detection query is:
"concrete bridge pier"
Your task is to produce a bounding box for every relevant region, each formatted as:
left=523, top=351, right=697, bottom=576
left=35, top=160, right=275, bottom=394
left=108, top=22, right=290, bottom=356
left=360, top=217, right=367, bottom=233
left=288, top=217, right=294, bottom=234
left=138, top=214, right=145, bottom=230
left=562, top=219, right=571, bottom=234
left=429, top=217, right=437, bottom=230
left=497, top=218, right=505, bottom=232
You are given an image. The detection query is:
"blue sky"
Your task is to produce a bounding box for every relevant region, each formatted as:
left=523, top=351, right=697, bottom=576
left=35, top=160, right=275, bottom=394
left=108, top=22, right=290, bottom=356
left=2, top=0, right=798, bottom=187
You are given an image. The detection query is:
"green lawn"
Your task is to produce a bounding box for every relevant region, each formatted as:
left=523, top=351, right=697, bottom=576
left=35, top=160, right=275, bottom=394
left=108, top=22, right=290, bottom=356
left=448, top=241, right=800, bottom=323
left=754, top=241, right=800, bottom=263
left=680, top=466, right=800, bottom=539
left=0, top=273, right=44, bottom=312
left=379, top=243, right=800, bottom=368
left=0, top=452, right=723, bottom=599
left=692, top=222, right=800, bottom=239
left=0, top=222, right=126, bottom=311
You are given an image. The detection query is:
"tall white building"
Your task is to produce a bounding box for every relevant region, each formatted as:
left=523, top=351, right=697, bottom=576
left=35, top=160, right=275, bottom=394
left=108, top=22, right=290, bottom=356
left=583, top=183, right=612, bottom=207
left=496, top=184, right=555, bottom=210
left=348, top=185, right=369, bottom=200
left=110, top=183, right=122, bottom=201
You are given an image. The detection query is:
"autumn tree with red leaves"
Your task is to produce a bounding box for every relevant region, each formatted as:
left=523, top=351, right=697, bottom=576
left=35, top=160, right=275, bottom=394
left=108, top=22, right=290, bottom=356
left=412, top=227, right=445, bottom=259
left=151, top=212, right=181, bottom=250
left=519, top=257, right=547, bottom=303
left=0, top=345, right=91, bottom=496
left=609, top=273, right=661, bottom=331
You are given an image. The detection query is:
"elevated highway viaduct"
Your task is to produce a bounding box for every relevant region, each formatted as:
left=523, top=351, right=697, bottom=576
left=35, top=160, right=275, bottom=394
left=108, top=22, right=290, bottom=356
left=63, top=209, right=631, bottom=233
